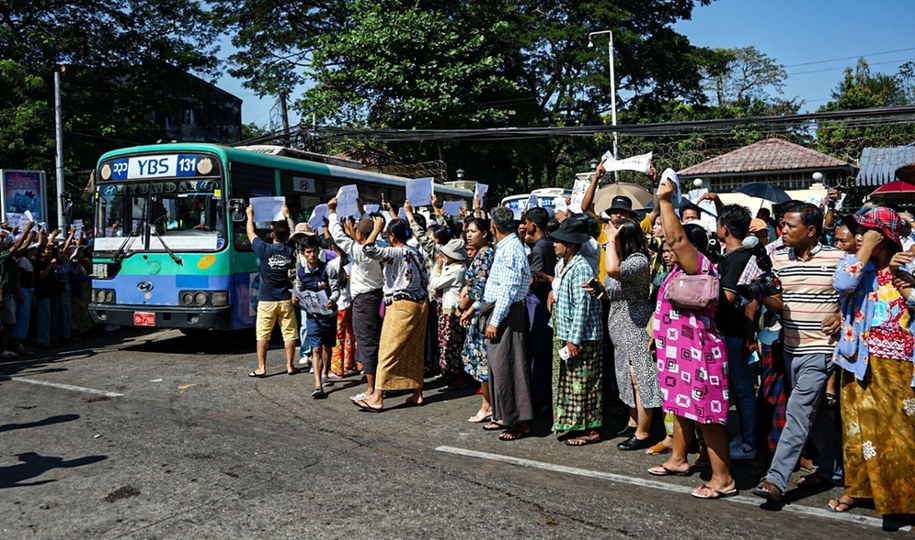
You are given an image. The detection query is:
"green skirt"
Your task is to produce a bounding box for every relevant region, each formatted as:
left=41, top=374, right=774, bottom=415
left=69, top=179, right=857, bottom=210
left=552, top=339, right=603, bottom=432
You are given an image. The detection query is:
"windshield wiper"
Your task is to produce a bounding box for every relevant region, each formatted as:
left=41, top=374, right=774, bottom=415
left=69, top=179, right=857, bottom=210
left=150, top=217, right=183, bottom=266
left=111, top=225, right=141, bottom=264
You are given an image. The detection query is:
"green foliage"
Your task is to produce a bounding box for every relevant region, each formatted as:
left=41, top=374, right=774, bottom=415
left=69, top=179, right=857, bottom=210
left=0, top=0, right=221, bottom=174
left=814, top=58, right=915, bottom=162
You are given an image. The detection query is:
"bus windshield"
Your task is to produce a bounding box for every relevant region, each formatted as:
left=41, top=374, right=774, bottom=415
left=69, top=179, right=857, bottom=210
left=94, top=179, right=226, bottom=253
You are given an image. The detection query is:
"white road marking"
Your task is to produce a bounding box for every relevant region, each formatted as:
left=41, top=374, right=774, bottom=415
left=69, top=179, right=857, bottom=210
left=1, top=375, right=123, bottom=397
left=436, top=446, right=893, bottom=531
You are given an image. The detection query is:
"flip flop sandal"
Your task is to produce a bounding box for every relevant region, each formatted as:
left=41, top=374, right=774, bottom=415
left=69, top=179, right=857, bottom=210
left=498, top=429, right=530, bottom=441
left=564, top=435, right=601, bottom=446
left=647, top=465, right=692, bottom=477
left=826, top=498, right=856, bottom=513
left=691, top=483, right=738, bottom=500
left=352, top=399, right=383, bottom=412
left=404, top=397, right=424, bottom=407
left=248, top=371, right=266, bottom=378
left=349, top=392, right=368, bottom=402
left=482, top=422, right=506, bottom=431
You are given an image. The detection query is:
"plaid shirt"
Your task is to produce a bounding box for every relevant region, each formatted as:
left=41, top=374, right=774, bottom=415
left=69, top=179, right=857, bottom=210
left=550, top=253, right=602, bottom=345
left=483, top=233, right=530, bottom=328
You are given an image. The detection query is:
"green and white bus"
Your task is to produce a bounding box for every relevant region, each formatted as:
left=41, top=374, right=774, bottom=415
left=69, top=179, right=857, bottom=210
left=89, top=143, right=472, bottom=331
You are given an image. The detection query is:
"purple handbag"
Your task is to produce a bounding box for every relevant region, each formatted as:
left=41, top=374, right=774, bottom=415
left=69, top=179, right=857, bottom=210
left=664, top=258, right=719, bottom=310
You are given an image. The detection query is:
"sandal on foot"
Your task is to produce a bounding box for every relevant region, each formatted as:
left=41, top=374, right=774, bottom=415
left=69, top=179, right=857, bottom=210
left=692, top=483, right=738, bottom=500
left=352, top=399, right=383, bottom=412
left=483, top=422, right=506, bottom=431
left=564, top=433, right=601, bottom=446
left=311, top=387, right=327, bottom=399
left=826, top=497, right=856, bottom=513
left=645, top=441, right=672, bottom=455
left=498, top=429, right=530, bottom=441
left=404, top=397, right=424, bottom=407
left=468, top=410, right=492, bottom=423
left=751, top=479, right=783, bottom=503
left=248, top=371, right=266, bottom=378
left=647, top=465, right=692, bottom=477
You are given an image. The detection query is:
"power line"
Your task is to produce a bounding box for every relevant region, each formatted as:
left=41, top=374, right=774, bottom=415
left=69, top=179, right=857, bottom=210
left=784, top=47, right=915, bottom=68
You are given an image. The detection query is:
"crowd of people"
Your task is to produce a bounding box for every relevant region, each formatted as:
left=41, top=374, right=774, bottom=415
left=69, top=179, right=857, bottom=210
left=246, top=161, right=914, bottom=522
left=0, top=222, right=96, bottom=358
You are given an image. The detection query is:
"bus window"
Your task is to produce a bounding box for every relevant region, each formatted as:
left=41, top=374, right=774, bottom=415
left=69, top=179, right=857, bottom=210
left=230, top=163, right=276, bottom=250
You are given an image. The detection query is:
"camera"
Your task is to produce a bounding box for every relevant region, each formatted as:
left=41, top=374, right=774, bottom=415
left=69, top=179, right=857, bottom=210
left=736, top=236, right=782, bottom=301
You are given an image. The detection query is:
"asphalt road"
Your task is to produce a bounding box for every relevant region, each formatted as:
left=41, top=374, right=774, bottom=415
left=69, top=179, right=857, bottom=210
left=0, top=329, right=906, bottom=539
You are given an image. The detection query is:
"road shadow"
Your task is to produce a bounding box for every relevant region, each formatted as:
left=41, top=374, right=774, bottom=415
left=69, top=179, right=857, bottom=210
left=0, top=452, right=107, bottom=488
left=0, top=414, right=80, bottom=433
left=122, top=330, right=257, bottom=355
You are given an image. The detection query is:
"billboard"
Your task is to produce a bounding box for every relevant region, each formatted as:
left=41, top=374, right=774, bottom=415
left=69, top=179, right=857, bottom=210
left=0, top=170, right=48, bottom=223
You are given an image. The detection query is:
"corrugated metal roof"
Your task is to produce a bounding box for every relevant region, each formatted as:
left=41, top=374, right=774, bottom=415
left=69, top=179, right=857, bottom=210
left=856, top=144, right=915, bottom=187
left=677, top=138, right=851, bottom=177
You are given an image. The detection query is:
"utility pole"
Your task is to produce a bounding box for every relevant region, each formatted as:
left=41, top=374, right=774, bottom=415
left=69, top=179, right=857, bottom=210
left=54, top=65, right=66, bottom=229
left=279, top=91, right=290, bottom=147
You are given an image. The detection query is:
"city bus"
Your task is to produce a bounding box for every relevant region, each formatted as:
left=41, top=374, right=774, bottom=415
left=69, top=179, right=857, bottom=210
left=88, top=143, right=473, bottom=331
left=501, top=187, right=572, bottom=216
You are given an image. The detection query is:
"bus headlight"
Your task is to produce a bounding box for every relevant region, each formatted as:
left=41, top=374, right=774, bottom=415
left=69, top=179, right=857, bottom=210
left=211, top=291, right=228, bottom=306
left=194, top=292, right=208, bottom=306
left=93, top=289, right=116, bottom=303
left=180, top=291, right=194, bottom=305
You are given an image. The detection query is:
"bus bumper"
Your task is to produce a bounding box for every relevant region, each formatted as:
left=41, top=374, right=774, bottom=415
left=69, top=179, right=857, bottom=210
left=89, top=304, right=234, bottom=331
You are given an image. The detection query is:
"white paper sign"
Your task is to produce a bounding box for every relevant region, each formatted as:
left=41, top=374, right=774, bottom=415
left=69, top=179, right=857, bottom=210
left=72, top=219, right=85, bottom=240
left=443, top=201, right=465, bottom=216
left=806, top=194, right=823, bottom=207
left=568, top=179, right=590, bottom=214
left=554, top=196, right=568, bottom=212
left=660, top=169, right=682, bottom=207
left=308, top=204, right=328, bottom=230
left=292, top=288, right=334, bottom=316
left=335, top=185, right=359, bottom=217
left=474, top=183, right=489, bottom=202
left=406, top=177, right=434, bottom=207
left=525, top=194, right=540, bottom=210
left=363, top=203, right=380, bottom=215
left=6, top=212, right=22, bottom=228
left=601, top=151, right=653, bottom=173
left=250, top=196, right=285, bottom=221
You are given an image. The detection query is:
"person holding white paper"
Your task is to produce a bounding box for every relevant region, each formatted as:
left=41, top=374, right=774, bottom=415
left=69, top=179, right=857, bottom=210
left=294, top=235, right=337, bottom=398
left=246, top=204, right=298, bottom=379
left=353, top=216, right=429, bottom=412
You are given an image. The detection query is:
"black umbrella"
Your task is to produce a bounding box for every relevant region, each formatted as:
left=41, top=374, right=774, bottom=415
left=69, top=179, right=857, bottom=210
left=733, top=182, right=791, bottom=204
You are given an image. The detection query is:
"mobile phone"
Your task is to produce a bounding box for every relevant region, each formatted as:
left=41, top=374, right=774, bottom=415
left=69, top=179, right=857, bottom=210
left=587, top=277, right=607, bottom=300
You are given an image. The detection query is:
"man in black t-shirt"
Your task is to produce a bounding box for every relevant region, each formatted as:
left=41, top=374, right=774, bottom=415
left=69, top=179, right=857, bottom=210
left=524, top=207, right=556, bottom=409
left=715, top=203, right=757, bottom=460
left=246, top=204, right=298, bottom=378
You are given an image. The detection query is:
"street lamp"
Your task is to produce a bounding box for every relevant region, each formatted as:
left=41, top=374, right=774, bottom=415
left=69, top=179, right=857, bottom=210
left=456, top=168, right=464, bottom=181
left=588, top=30, right=618, bottom=179
left=589, top=158, right=599, bottom=171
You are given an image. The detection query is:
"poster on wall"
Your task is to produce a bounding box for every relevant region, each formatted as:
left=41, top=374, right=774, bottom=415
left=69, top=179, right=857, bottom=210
left=0, top=170, right=48, bottom=223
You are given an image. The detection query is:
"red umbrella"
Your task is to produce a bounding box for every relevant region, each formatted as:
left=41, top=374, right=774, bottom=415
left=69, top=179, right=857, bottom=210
left=869, top=180, right=915, bottom=200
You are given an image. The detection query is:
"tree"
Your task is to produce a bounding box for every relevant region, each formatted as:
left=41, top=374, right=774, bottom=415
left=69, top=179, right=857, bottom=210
left=814, top=58, right=915, bottom=163
left=701, top=46, right=789, bottom=107
left=0, top=0, right=221, bottom=172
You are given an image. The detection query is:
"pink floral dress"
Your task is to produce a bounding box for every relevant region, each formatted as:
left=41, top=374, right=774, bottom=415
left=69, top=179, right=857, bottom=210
left=653, top=252, right=729, bottom=425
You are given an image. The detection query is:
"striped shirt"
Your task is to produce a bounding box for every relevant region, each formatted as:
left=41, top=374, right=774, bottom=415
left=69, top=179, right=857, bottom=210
left=773, top=243, right=843, bottom=355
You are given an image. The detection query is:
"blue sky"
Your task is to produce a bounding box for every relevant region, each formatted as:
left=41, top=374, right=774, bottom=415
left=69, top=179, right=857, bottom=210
left=216, top=0, right=915, bottom=128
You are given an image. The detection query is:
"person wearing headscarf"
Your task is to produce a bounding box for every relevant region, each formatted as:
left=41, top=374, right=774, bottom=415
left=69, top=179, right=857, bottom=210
left=829, top=207, right=915, bottom=517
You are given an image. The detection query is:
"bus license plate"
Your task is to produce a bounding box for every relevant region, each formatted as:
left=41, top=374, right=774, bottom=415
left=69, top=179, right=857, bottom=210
left=133, top=312, right=156, bottom=327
